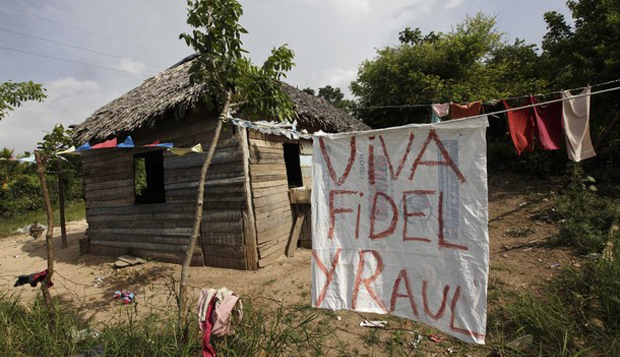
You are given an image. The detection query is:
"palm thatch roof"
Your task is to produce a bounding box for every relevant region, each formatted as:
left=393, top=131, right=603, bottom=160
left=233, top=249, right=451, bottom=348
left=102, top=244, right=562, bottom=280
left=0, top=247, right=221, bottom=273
left=73, top=55, right=369, bottom=143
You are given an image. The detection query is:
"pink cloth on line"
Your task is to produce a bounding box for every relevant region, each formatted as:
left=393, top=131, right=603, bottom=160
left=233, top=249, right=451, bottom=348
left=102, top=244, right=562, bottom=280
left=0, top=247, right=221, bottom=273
left=432, top=103, right=450, bottom=117
left=91, top=138, right=117, bottom=149
left=530, top=95, right=563, bottom=150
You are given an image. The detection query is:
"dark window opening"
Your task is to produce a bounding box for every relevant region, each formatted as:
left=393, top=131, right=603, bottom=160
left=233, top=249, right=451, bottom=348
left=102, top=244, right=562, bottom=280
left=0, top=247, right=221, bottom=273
left=283, top=144, right=303, bottom=188
left=134, top=150, right=165, bottom=204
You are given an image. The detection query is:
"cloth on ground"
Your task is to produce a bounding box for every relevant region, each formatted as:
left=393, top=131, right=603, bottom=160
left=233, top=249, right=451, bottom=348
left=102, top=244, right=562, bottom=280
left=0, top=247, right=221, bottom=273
left=483, top=100, right=508, bottom=140
left=197, top=287, right=244, bottom=357
left=504, top=99, right=536, bottom=155
left=14, top=269, right=53, bottom=288
left=562, top=87, right=596, bottom=162
left=113, top=290, right=135, bottom=304
left=530, top=95, right=563, bottom=150
left=450, top=100, right=482, bottom=119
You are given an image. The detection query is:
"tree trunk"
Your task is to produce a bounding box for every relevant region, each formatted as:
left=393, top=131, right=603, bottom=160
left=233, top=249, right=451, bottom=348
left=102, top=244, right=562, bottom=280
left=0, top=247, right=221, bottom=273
left=35, top=152, right=55, bottom=312
left=57, top=159, right=67, bottom=249
left=178, top=91, right=232, bottom=329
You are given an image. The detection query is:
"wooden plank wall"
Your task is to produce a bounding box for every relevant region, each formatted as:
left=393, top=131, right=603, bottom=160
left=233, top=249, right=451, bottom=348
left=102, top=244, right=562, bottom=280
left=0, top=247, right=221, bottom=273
left=83, top=108, right=249, bottom=268
left=82, top=147, right=205, bottom=265
left=162, top=127, right=248, bottom=269
left=247, top=132, right=313, bottom=267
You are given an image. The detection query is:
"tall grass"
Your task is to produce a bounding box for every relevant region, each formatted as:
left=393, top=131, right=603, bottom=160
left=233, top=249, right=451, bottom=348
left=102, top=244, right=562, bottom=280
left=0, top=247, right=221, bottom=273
left=0, top=293, right=331, bottom=357
left=0, top=293, right=94, bottom=357
left=0, top=200, right=85, bottom=237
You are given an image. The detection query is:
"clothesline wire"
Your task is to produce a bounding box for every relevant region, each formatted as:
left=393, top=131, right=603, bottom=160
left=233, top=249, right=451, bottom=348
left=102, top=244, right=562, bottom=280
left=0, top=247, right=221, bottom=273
left=352, top=77, right=620, bottom=110
left=450, top=84, right=620, bottom=122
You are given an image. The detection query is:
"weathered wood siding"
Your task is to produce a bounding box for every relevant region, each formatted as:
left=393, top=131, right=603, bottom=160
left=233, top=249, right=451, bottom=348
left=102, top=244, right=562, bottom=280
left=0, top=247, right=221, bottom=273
left=83, top=107, right=250, bottom=268
left=246, top=132, right=313, bottom=267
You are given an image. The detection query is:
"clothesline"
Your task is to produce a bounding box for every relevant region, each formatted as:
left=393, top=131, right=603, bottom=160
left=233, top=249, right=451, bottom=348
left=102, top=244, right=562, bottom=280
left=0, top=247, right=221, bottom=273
left=351, top=78, right=620, bottom=110
left=449, top=84, right=620, bottom=122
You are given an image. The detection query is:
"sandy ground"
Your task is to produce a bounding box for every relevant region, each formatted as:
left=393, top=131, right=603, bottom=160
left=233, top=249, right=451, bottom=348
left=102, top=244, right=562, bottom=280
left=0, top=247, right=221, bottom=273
left=0, top=173, right=582, bottom=356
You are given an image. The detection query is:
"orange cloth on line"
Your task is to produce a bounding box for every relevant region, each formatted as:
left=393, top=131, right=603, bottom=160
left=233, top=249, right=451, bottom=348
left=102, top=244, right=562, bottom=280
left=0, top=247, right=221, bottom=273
left=504, top=100, right=535, bottom=155
left=450, top=101, right=482, bottom=119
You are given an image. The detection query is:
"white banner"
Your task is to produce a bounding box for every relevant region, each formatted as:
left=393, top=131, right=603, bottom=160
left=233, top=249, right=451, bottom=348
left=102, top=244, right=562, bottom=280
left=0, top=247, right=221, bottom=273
left=311, top=117, right=489, bottom=344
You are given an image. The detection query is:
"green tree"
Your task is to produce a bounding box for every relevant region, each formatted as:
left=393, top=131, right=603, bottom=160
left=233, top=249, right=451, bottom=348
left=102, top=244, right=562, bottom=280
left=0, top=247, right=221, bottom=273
left=541, top=0, right=620, bottom=153
left=177, top=0, right=295, bottom=328
left=0, top=148, right=24, bottom=186
left=317, top=85, right=356, bottom=112
left=303, top=85, right=357, bottom=113
left=0, top=81, right=46, bottom=120
left=351, top=13, right=548, bottom=128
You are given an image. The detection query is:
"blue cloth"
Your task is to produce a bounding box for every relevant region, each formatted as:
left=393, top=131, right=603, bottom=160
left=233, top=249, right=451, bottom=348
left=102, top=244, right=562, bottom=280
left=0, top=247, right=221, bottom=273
left=431, top=111, right=442, bottom=123
left=77, top=142, right=91, bottom=151
left=118, top=136, right=135, bottom=148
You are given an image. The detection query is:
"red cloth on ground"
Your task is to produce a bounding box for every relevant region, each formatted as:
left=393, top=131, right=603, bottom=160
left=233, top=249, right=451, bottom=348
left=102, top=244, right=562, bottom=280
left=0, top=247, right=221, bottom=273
left=450, top=101, right=482, bottom=119
left=530, top=96, right=563, bottom=150
left=91, top=138, right=117, bottom=149
left=200, top=297, right=217, bottom=357
left=504, top=99, right=535, bottom=155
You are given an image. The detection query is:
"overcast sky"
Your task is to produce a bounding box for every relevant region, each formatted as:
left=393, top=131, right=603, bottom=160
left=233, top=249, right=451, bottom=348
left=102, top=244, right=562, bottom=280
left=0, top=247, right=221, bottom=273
left=0, top=0, right=571, bottom=153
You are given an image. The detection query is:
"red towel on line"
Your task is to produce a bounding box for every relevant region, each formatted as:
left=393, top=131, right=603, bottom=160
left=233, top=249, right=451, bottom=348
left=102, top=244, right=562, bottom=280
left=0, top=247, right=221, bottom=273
left=504, top=99, right=535, bottom=155
left=530, top=96, right=563, bottom=150
left=91, top=138, right=117, bottom=149
left=450, top=101, right=482, bottom=119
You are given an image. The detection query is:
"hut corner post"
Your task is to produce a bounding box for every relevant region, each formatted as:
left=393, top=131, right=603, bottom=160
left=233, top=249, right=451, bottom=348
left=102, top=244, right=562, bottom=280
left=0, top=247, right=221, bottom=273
left=178, top=91, right=232, bottom=331
left=35, top=152, right=55, bottom=312
left=57, top=159, right=67, bottom=249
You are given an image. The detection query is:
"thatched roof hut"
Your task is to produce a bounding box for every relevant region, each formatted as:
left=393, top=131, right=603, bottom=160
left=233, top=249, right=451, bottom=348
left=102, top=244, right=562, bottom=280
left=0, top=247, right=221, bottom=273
left=74, top=54, right=368, bottom=143
left=74, top=55, right=368, bottom=270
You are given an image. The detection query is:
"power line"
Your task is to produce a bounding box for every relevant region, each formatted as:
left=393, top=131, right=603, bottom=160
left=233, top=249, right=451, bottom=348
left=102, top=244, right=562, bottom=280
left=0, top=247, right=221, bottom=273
left=0, top=26, right=166, bottom=70
left=0, top=45, right=147, bottom=76
left=0, top=3, right=179, bottom=61
left=352, top=78, right=620, bottom=110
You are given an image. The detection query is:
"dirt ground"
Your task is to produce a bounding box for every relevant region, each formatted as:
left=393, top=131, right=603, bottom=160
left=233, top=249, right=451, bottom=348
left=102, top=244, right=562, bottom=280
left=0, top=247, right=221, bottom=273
left=0, top=172, right=582, bottom=356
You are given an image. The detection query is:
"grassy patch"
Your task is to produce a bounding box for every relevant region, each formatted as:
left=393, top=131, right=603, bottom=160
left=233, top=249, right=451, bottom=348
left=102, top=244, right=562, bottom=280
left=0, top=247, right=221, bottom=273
left=0, top=292, right=332, bottom=357
left=0, top=200, right=85, bottom=238
left=502, top=236, right=620, bottom=356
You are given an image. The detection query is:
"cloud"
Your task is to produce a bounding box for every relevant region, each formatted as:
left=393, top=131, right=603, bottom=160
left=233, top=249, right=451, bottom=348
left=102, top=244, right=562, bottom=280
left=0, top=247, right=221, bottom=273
left=0, top=77, right=121, bottom=153
left=320, top=67, right=357, bottom=90
left=445, top=0, right=465, bottom=9
left=118, top=59, right=148, bottom=76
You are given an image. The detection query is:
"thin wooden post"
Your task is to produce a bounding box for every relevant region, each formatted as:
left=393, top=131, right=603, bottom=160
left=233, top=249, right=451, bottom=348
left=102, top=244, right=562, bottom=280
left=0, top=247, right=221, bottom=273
left=57, top=159, right=67, bottom=249
left=238, top=126, right=259, bottom=270
left=35, top=152, right=54, bottom=312
left=178, top=91, right=231, bottom=330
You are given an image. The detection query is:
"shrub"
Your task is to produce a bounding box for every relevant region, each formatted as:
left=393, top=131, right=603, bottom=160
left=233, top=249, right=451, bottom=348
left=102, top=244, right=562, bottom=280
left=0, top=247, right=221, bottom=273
left=550, top=185, right=619, bottom=255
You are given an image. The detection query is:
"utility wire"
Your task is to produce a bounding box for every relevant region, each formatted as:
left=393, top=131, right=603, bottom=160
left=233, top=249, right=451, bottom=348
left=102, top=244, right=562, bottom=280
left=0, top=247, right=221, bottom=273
left=0, top=3, right=179, bottom=60
left=0, top=26, right=166, bottom=70
left=352, top=77, right=620, bottom=110
left=0, top=45, right=147, bottom=76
